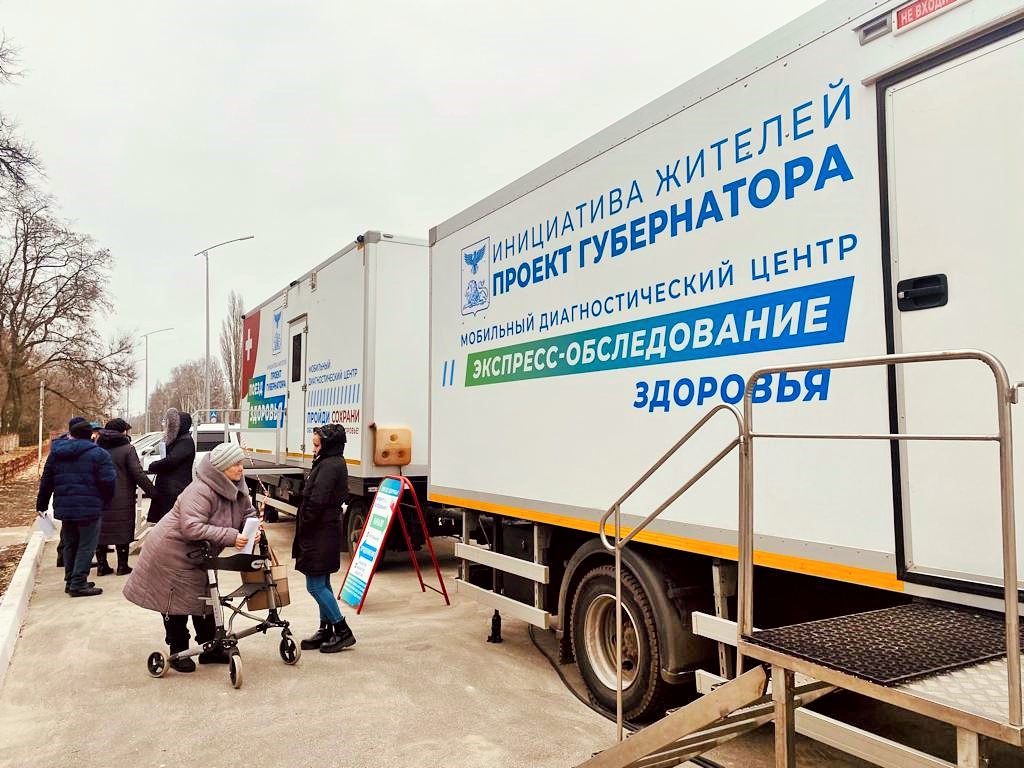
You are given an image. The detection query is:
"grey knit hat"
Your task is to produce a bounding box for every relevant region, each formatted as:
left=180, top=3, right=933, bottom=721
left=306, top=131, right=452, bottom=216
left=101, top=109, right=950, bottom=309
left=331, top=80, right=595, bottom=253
left=209, top=442, right=245, bottom=471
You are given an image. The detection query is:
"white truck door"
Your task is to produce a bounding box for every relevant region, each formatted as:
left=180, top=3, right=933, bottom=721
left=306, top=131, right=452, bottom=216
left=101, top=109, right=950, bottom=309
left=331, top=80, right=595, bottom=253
left=287, top=316, right=309, bottom=460
left=884, top=28, right=1024, bottom=593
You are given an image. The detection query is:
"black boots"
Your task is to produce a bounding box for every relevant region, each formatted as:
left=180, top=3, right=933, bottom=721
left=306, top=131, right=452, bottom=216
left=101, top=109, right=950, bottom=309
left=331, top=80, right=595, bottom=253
left=68, top=585, right=103, bottom=597
left=168, top=639, right=196, bottom=672
left=97, top=545, right=131, bottom=575
left=320, top=619, right=356, bottom=653
left=95, top=548, right=113, bottom=576
left=198, top=647, right=230, bottom=664
left=169, top=652, right=196, bottom=673
left=115, top=545, right=132, bottom=575
left=301, top=621, right=332, bottom=650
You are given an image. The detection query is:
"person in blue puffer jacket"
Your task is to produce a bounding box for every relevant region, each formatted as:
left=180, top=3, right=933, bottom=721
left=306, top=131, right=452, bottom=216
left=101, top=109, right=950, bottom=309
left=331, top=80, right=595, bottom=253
left=37, top=417, right=117, bottom=597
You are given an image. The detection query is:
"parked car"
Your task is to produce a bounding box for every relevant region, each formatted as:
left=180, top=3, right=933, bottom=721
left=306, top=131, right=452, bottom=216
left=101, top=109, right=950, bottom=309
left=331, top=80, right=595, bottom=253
left=191, top=422, right=242, bottom=478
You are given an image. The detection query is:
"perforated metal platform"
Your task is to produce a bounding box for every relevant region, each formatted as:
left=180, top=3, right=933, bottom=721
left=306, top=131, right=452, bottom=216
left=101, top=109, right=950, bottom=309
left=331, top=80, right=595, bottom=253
left=899, top=653, right=1024, bottom=723
left=742, top=602, right=1023, bottom=686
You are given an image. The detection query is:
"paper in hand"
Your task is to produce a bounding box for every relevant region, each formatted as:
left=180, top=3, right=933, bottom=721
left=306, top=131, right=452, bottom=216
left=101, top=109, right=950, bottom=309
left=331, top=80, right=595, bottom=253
left=239, top=517, right=260, bottom=555
left=35, top=510, right=57, bottom=539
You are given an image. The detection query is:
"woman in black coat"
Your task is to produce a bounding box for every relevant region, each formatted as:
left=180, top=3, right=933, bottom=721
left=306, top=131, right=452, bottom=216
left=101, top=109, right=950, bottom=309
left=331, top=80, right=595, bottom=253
left=95, top=419, right=157, bottom=575
left=146, top=408, right=196, bottom=524
left=292, top=424, right=356, bottom=654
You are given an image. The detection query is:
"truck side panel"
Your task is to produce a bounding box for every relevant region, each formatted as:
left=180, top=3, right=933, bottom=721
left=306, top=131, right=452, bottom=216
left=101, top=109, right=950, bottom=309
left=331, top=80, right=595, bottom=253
left=367, top=238, right=430, bottom=477
left=428, top=0, right=1024, bottom=592
left=301, top=245, right=368, bottom=472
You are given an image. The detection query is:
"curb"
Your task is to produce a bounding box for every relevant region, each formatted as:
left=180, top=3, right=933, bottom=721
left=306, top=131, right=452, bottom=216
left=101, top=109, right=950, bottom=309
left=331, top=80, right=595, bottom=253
left=0, top=531, right=45, bottom=688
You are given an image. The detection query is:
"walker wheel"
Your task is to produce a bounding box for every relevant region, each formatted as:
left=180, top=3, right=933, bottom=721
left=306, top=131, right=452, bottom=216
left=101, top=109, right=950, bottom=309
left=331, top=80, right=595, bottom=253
left=279, top=633, right=300, bottom=665
left=228, top=652, right=243, bottom=689
left=147, top=651, right=167, bottom=678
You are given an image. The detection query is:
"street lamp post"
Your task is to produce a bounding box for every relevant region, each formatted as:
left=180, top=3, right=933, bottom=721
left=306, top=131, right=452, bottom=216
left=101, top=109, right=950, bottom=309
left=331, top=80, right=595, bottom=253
left=37, top=379, right=44, bottom=476
left=141, top=327, right=174, bottom=433
left=195, top=235, right=254, bottom=417
left=125, top=357, right=145, bottom=422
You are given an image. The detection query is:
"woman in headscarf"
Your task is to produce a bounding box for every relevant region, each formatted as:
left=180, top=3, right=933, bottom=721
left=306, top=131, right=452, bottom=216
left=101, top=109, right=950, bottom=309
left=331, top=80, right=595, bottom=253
left=292, top=424, right=356, bottom=653
left=95, top=418, right=157, bottom=575
left=146, top=408, right=196, bottom=524
left=124, top=442, right=257, bottom=672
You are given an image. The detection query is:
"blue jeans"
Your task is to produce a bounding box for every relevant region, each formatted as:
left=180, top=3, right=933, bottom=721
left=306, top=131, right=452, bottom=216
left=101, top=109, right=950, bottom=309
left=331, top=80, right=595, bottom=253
left=63, top=519, right=102, bottom=590
left=305, top=574, right=343, bottom=624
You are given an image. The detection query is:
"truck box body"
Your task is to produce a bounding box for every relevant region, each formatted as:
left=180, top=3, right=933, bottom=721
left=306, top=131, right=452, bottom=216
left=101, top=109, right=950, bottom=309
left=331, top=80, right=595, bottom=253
left=241, top=232, right=429, bottom=493
left=429, top=0, right=1024, bottom=602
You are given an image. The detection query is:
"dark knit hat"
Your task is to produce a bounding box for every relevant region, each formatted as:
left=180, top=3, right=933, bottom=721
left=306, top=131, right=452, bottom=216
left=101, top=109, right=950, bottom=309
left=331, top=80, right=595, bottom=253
left=68, top=416, right=87, bottom=431
left=105, top=418, right=131, bottom=433
left=70, top=421, right=94, bottom=439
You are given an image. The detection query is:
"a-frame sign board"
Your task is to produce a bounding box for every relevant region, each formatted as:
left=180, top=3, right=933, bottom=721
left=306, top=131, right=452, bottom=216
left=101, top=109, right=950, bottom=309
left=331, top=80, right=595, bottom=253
left=338, top=475, right=450, bottom=614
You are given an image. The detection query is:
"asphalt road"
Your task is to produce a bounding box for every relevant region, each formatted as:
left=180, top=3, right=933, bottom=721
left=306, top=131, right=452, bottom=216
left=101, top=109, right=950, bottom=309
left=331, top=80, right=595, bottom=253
left=2, top=520, right=1014, bottom=767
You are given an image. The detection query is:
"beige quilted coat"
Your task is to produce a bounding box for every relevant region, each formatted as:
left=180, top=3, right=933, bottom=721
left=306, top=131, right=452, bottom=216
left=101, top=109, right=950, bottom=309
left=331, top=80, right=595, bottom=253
left=124, top=455, right=256, bottom=616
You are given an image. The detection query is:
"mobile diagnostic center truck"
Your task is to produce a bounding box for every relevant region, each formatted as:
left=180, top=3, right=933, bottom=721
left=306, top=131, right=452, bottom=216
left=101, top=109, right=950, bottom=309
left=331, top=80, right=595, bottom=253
left=239, top=231, right=458, bottom=547
left=429, top=0, right=1024, bottom=737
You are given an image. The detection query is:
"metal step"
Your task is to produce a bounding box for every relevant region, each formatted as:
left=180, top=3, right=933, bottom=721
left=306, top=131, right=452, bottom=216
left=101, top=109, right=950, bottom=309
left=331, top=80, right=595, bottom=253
left=576, top=666, right=807, bottom=768
left=743, top=602, right=1022, bottom=687
left=632, top=680, right=833, bottom=768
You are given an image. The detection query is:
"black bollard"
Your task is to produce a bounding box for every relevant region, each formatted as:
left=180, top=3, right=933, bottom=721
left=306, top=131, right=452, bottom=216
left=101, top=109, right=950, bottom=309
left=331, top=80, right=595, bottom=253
left=487, top=609, right=503, bottom=643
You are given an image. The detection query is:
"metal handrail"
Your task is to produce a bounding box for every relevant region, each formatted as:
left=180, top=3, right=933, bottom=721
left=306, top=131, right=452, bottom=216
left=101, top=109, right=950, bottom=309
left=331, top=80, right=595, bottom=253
left=598, top=402, right=745, bottom=742
left=736, top=349, right=1020, bottom=727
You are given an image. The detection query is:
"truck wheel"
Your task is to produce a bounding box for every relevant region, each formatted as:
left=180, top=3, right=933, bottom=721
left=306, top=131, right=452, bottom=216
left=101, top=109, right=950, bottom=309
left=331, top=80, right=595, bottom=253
left=570, top=564, right=670, bottom=721
left=344, top=500, right=367, bottom=553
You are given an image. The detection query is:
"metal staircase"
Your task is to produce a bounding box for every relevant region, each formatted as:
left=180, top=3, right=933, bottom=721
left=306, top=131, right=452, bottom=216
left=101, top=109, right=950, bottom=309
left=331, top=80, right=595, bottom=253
left=579, top=350, right=1020, bottom=768
left=578, top=666, right=837, bottom=768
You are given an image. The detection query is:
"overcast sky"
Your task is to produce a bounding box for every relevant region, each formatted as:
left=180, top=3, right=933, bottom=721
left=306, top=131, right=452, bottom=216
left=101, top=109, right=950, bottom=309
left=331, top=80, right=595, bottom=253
left=1, top=0, right=823, bottom=418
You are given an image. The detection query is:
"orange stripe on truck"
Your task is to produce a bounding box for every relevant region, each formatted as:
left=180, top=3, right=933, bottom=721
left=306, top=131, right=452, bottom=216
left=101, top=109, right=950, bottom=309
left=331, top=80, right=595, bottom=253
left=429, top=492, right=904, bottom=592
left=285, top=451, right=361, bottom=466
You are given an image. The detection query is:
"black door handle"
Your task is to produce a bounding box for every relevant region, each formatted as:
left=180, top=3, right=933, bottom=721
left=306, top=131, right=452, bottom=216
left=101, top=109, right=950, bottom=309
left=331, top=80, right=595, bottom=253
left=896, top=274, right=947, bottom=311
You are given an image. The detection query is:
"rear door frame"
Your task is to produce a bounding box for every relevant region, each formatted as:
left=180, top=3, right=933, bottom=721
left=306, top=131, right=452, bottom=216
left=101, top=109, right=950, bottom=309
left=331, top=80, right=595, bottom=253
left=877, top=17, right=1024, bottom=600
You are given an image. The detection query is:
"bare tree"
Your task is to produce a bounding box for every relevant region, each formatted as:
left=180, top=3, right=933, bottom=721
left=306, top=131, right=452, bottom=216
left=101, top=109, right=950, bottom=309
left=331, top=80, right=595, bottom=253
left=219, top=291, right=244, bottom=412
left=0, top=36, right=39, bottom=188
left=145, top=380, right=174, bottom=429
left=0, top=188, right=134, bottom=435
left=147, top=358, right=230, bottom=423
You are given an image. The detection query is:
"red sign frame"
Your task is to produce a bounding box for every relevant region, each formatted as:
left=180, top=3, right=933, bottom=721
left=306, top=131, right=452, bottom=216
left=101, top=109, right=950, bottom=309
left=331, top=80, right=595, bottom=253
left=337, top=475, right=450, bottom=614
left=894, top=0, right=965, bottom=32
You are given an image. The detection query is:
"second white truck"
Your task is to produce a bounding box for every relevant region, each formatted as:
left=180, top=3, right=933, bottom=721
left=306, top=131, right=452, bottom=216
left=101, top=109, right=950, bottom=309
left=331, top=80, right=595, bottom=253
left=239, top=231, right=458, bottom=546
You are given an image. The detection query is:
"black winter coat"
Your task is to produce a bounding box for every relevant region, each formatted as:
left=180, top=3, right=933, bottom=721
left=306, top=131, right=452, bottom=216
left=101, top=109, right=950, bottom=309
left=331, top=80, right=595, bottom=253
left=36, top=438, right=117, bottom=522
left=97, top=431, right=157, bottom=546
left=292, top=435, right=348, bottom=576
left=147, top=433, right=196, bottom=523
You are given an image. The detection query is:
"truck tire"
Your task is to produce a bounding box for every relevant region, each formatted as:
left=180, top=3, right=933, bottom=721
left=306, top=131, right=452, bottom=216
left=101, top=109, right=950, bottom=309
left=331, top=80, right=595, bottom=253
left=343, top=500, right=367, bottom=553
left=570, top=564, right=671, bottom=721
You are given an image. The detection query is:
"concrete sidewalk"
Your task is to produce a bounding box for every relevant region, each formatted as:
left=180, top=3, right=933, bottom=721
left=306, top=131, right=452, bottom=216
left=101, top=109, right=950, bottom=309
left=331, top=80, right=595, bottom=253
left=0, top=525, right=614, bottom=768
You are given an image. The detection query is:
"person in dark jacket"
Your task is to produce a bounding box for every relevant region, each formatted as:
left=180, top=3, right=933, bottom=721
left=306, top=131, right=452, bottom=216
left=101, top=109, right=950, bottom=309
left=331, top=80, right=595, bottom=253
left=95, top=418, right=157, bottom=576
left=292, top=424, right=355, bottom=653
left=37, top=417, right=117, bottom=596
left=54, top=416, right=89, bottom=568
left=147, top=408, right=195, bottom=523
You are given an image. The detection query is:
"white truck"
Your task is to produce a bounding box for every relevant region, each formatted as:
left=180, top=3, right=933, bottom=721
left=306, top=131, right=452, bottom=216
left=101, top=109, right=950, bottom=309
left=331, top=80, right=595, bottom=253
left=239, top=231, right=458, bottom=546
left=429, top=0, right=1023, bottom=737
